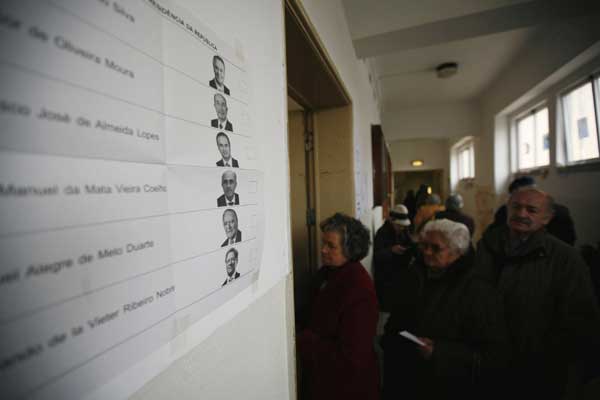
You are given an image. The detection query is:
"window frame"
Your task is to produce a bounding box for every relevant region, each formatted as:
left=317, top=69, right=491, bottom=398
left=558, top=72, right=600, bottom=167
left=450, top=136, right=475, bottom=190
left=456, top=140, right=475, bottom=180
left=510, top=103, right=550, bottom=173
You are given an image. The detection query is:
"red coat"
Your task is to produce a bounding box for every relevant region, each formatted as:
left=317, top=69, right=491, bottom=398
left=297, top=261, right=380, bottom=400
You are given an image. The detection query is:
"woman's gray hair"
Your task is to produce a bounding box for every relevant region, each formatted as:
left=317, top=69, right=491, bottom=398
left=320, top=213, right=371, bottom=262
left=421, top=219, right=470, bottom=255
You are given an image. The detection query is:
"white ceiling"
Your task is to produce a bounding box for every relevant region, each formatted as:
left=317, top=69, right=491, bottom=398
left=373, top=27, right=536, bottom=107
left=342, top=0, right=594, bottom=111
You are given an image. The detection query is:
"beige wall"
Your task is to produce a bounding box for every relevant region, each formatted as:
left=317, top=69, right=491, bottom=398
left=383, top=101, right=481, bottom=141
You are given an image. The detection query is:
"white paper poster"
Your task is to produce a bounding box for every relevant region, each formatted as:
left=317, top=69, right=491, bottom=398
left=0, top=1, right=263, bottom=398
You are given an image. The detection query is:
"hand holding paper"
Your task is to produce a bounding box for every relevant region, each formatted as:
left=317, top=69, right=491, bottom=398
left=399, top=330, right=426, bottom=346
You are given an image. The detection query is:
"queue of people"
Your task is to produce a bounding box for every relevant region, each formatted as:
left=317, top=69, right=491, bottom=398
left=297, top=177, right=600, bottom=400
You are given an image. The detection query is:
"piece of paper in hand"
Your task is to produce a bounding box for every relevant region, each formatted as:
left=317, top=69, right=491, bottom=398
left=399, top=330, right=426, bottom=346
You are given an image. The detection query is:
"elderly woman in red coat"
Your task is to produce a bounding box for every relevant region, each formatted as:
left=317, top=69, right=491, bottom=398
left=297, top=213, right=380, bottom=400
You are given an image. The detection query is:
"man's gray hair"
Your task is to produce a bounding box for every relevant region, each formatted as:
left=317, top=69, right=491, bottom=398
left=421, top=219, right=470, bottom=255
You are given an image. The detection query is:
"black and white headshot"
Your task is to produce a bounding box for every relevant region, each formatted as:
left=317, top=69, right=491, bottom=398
left=211, top=93, right=233, bottom=132
left=209, top=55, right=230, bottom=95
left=221, top=208, right=242, bottom=247
left=217, top=170, right=239, bottom=207
left=216, top=131, right=239, bottom=167
left=222, top=247, right=240, bottom=286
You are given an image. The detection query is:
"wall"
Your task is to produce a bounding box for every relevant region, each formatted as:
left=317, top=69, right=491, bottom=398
left=105, top=1, right=381, bottom=399
left=477, top=15, right=600, bottom=245
left=382, top=101, right=481, bottom=141
left=296, top=0, right=381, bottom=275
left=82, top=0, right=296, bottom=399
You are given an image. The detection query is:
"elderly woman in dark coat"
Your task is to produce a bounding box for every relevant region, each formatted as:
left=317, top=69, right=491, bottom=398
left=382, top=219, right=509, bottom=400
left=297, top=213, right=379, bottom=400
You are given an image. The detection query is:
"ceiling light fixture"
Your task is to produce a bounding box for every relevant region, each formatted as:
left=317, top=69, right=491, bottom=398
left=436, top=62, right=458, bottom=79
left=411, top=159, right=424, bottom=167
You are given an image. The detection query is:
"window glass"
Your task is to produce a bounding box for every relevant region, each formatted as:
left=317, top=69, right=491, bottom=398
left=515, top=107, right=549, bottom=170
left=561, top=81, right=599, bottom=163
left=517, top=114, right=535, bottom=169
left=457, top=143, right=474, bottom=179
left=535, top=108, right=550, bottom=166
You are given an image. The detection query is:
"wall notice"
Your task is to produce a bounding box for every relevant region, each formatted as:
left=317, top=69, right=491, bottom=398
left=0, top=0, right=263, bottom=398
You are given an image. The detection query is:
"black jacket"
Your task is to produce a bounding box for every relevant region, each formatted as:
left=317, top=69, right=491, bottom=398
left=475, top=225, right=600, bottom=399
left=216, top=158, right=239, bottom=167
left=373, top=220, right=415, bottom=311
left=382, top=249, right=509, bottom=400
left=221, top=230, right=242, bottom=247
left=211, top=119, right=233, bottom=132
left=217, top=193, right=239, bottom=207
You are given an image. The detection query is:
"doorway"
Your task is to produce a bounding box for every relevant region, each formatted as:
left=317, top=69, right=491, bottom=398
left=285, top=0, right=353, bottom=322
left=393, top=170, right=445, bottom=207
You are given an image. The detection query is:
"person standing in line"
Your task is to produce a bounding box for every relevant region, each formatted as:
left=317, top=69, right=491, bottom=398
left=382, top=219, right=508, bottom=400
left=475, top=187, right=600, bottom=399
left=373, top=204, right=415, bottom=311
left=297, top=213, right=379, bottom=400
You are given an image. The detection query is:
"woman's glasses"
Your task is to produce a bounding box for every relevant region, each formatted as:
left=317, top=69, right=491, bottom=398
left=418, top=242, right=448, bottom=254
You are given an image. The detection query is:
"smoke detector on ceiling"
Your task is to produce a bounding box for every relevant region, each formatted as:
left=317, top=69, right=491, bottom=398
left=436, top=62, right=458, bottom=79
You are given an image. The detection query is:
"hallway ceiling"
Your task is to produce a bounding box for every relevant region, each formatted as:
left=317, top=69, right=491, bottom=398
left=342, top=0, right=596, bottom=109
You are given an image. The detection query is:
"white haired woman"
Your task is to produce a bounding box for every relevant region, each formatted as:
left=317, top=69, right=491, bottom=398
left=382, top=219, right=509, bottom=400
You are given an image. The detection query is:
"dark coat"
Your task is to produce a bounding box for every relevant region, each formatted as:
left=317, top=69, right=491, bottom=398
left=475, top=225, right=600, bottom=399
left=216, top=158, right=239, bottom=167
left=489, top=202, right=576, bottom=245
left=222, top=271, right=240, bottom=286
left=221, top=230, right=242, bottom=247
left=297, top=261, right=380, bottom=400
left=382, top=249, right=509, bottom=400
left=217, top=193, right=239, bottom=207
left=373, top=220, right=415, bottom=311
left=435, top=209, right=475, bottom=237
left=209, top=78, right=230, bottom=95
left=211, top=119, right=233, bottom=132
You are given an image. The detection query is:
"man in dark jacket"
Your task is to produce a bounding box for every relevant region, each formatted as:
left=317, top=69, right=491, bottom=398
left=476, top=187, right=600, bottom=399
left=487, top=175, right=576, bottom=245
left=435, top=193, right=475, bottom=237
left=373, top=205, right=415, bottom=311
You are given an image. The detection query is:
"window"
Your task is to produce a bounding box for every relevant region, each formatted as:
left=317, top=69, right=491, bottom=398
left=560, top=77, right=600, bottom=164
left=456, top=139, right=474, bottom=180
left=515, top=107, right=549, bottom=170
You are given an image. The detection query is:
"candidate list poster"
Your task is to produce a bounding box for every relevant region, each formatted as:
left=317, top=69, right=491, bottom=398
left=0, top=1, right=263, bottom=398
